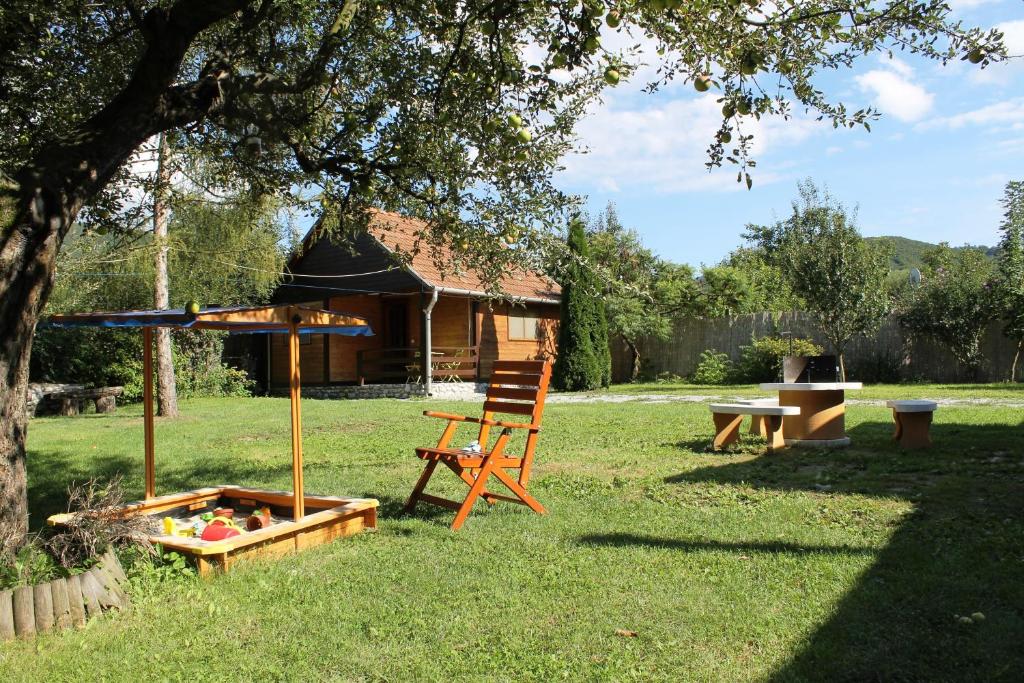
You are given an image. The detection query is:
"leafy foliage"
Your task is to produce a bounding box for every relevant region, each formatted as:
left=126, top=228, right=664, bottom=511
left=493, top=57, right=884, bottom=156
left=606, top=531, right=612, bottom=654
left=553, top=219, right=610, bottom=391
left=996, top=181, right=1024, bottom=379
left=900, top=243, right=999, bottom=371
left=735, top=335, right=823, bottom=383
left=586, top=203, right=697, bottom=380
left=721, top=247, right=802, bottom=313
left=1, top=0, right=1004, bottom=271
left=745, top=180, right=891, bottom=379
left=695, top=265, right=755, bottom=318
left=691, top=349, right=735, bottom=385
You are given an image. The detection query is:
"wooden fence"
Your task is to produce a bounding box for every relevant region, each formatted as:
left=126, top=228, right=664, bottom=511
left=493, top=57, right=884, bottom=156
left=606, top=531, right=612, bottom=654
left=610, top=312, right=1021, bottom=384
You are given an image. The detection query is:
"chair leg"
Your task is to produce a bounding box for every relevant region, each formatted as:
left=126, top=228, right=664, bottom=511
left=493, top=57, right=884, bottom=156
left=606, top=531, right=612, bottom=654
left=451, top=458, right=496, bottom=531
left=712, top=413, right=744, bottom=450
left=405, top=459, right=439, bottom=512
left=491, top=467, right=546, bottom=515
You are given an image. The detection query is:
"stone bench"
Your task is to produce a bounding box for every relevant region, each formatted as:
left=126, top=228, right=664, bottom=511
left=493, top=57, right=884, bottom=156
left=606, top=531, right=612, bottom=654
left=50, top=387, right=124, bottom=416
left=886, top=400, right=938, bottom=449
left=709, top=403, right=800, bottom=453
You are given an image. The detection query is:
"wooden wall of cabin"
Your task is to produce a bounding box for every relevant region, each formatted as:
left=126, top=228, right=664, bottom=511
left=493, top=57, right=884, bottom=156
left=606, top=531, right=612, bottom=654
left=268, top=333, right=326, bottom=386
left=267, top=295, right=556, bottom=386
left=476, top=303, right=559, bottom=377
left=326, top=294, right=386, bottom=382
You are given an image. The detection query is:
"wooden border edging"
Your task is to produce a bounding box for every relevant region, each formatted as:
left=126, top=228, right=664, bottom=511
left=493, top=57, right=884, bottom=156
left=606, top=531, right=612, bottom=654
left=0, top=548, right=130, bottom=641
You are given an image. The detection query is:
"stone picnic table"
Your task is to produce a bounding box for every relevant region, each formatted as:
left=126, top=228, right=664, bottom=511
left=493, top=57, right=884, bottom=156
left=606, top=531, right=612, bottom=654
left=759, top=382, right=863, bottom=447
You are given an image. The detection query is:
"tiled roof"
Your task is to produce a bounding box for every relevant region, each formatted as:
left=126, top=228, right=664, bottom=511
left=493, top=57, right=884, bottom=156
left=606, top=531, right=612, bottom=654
left=365, top=209, right=561, bottom=303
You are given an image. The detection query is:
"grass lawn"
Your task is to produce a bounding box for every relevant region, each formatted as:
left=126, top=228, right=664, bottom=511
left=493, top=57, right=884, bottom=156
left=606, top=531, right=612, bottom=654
left=2, top=388, right=1022, bottom=681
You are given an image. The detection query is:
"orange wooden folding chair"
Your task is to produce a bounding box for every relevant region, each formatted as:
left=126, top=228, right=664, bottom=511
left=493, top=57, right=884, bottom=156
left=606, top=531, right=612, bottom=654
left=404, top=359, right=552, bottom=530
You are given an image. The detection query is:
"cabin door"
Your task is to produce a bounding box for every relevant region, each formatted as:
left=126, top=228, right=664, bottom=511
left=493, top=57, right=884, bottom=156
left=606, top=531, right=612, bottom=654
left=383, top=301, right=409, bottom=348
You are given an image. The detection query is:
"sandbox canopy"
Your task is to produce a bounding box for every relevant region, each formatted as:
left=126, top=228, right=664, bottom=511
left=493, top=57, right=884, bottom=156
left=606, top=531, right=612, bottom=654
left=46, top=303, right=375, bottom=336
left=44, top=305, right=378, bottom=571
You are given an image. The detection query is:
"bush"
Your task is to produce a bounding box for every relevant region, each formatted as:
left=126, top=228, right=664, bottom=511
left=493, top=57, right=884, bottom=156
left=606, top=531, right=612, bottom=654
left=691, top=349, right=735, bottom=384
left=30, top=327, right=252, bottom=401
left=735, top=335, right=823, bottom=383
left=172, top=331, right=253, bottom=398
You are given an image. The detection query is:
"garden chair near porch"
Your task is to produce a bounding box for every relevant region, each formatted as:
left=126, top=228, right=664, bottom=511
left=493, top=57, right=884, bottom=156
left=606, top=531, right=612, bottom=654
left=404, top=359, right=552, bottom=530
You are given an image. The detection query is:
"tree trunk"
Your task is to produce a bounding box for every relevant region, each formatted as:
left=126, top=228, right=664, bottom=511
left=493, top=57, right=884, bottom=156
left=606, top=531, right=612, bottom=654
left=1011, top=339, right=1022, bottom=383
left=0, top=181, right=80, bottom=553
left=838, top=352, right=846, bottom=382
left=625, top=338, right=641, bottom=382
left=0, top=0, right=250, bottom=548
left=153, top=133, right=179, bottom=418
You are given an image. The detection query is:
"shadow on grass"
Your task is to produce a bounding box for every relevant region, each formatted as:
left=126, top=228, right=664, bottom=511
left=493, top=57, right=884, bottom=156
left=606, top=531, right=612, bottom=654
left=579, top=532, right=876, bottom=557
left=666, top=420, right=1024, bottom=681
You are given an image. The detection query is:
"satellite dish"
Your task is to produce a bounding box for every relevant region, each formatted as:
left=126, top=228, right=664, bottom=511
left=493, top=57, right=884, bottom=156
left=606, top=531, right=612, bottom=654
left=909, top=268, right=922, bottom=287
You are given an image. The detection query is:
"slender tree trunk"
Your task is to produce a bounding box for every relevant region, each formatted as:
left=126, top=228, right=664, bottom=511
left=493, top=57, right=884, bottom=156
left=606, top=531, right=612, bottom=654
left=153, top=134, right=179, bottom=417
left=838, top=351, right=846, bottom=382
left=1011, top=339, right=1022, bottom=383
left=625, top=338, right=641, bottom=382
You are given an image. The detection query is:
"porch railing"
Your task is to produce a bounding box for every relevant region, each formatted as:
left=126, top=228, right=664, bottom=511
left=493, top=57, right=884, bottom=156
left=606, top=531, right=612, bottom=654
left=356, top=346, right=480, bottom=384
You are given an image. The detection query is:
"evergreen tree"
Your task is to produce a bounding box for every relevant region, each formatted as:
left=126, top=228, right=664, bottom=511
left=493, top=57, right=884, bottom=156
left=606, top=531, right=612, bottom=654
left=553, top=219, right=609, bottom=391
left=997, top=181, right=1024, bottom=381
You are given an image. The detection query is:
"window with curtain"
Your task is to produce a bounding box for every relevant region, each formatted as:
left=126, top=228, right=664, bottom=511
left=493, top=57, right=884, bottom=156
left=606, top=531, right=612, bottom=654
left=507, top=308, right=540, bottom=341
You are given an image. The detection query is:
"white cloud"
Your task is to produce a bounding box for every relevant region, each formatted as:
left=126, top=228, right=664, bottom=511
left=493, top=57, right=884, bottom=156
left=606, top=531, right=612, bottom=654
left=918, top=97, right=1024, bottom=130
left=825, top=146, right=843, bottom=155
left=997, top=20, right=1024, bottom=56
left=945, top=0, right=1003, bottom=10
left=855, top=68, right=935, bottom=122
left=559, top=94, right=821, bottom=194
left=882, top=55, right=915, bottom=79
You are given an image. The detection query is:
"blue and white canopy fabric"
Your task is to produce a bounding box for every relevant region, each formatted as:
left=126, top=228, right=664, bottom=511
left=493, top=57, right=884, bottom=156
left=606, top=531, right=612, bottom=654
left=45, top=304, right=374, bottom=336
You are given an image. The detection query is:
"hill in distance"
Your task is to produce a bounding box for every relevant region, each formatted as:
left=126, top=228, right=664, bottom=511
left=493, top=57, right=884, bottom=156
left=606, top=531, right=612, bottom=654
left=866, top=236, right=996, bottom=271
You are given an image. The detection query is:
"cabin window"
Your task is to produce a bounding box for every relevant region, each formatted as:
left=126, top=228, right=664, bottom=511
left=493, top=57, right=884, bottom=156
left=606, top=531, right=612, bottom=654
left=507, top=308, right=540, bottom=341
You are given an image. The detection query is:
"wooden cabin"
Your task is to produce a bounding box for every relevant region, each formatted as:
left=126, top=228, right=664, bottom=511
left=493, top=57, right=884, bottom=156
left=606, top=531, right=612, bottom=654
left=258, top=210, right=560, bottom=390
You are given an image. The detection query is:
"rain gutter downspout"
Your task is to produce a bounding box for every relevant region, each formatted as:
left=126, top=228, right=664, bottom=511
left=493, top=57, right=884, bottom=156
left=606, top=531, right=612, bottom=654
left=423, top=288, right=439, bottom=395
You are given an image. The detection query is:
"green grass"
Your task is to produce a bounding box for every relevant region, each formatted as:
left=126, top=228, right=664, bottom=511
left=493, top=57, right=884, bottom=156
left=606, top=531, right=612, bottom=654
left=2, top=390, right=1023, bottom=681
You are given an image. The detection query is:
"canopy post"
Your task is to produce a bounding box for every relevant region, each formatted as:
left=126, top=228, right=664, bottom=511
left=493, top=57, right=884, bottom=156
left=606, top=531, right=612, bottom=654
left=288, top=312, right=305, bottom=520
left=142, top=327, right=155, bottom=500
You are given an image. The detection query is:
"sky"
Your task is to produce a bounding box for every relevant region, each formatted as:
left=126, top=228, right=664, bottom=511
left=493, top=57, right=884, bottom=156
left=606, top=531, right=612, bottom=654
left=555, top=1, right=1024, bottom=268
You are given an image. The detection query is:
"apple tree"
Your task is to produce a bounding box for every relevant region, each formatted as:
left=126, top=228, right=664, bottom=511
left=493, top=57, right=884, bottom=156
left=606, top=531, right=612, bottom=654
left=0, top=0, right=1004, bottom=550
left=744, top=180, right=892, bottom=379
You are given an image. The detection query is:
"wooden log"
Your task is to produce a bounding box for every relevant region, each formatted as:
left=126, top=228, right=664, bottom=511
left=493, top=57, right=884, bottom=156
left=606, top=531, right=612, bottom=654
left=50, top=579, right=73, bottom=630
left=0, top=589, right=14, bottom=641
left=95, top=395, right=117, bottom=413
left=87, top=568, right=121, bottom=610
left=12, top=585, right=35, bottom=638
left=66, top=575, right=86, bottom=627
left=78, top=571, right=102, bottom=618
left=93, top=565, right=127, bottom=607
left=60, top=398, right=80, bottom=416
left=100, top=549, right=129, bottom=586
left=33, top=582, right=54, bottom=633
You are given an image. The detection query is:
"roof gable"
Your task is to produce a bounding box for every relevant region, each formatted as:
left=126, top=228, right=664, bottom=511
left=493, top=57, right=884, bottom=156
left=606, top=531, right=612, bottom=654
left=367, top=210, right=561, bottom=302
left=290, top=210, right=560, bottom=303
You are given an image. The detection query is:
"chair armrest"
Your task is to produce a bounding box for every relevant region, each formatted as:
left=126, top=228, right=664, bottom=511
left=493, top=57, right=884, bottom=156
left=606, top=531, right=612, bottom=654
left=479, top=418, right=541, bottom=431
left=423, top=411, right=471, bottom=421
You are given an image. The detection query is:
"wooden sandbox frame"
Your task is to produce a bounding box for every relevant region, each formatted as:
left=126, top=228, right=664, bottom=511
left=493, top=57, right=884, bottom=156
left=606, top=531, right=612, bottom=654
left=46, top=305, right=379, bottom=575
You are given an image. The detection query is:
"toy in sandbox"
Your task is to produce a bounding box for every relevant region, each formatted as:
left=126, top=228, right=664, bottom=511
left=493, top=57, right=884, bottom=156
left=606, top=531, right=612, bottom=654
left=45, top=304, right=380, bottom=576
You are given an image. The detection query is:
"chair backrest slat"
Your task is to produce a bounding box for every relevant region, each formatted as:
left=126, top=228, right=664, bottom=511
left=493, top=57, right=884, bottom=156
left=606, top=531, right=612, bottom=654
left=487, top=386, right=541, bottom=402
left=476, top=360, right=552, bottom=459
left=483, top=399, right=536, bottom=416
left=488, top=371, right=544, bottom=388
